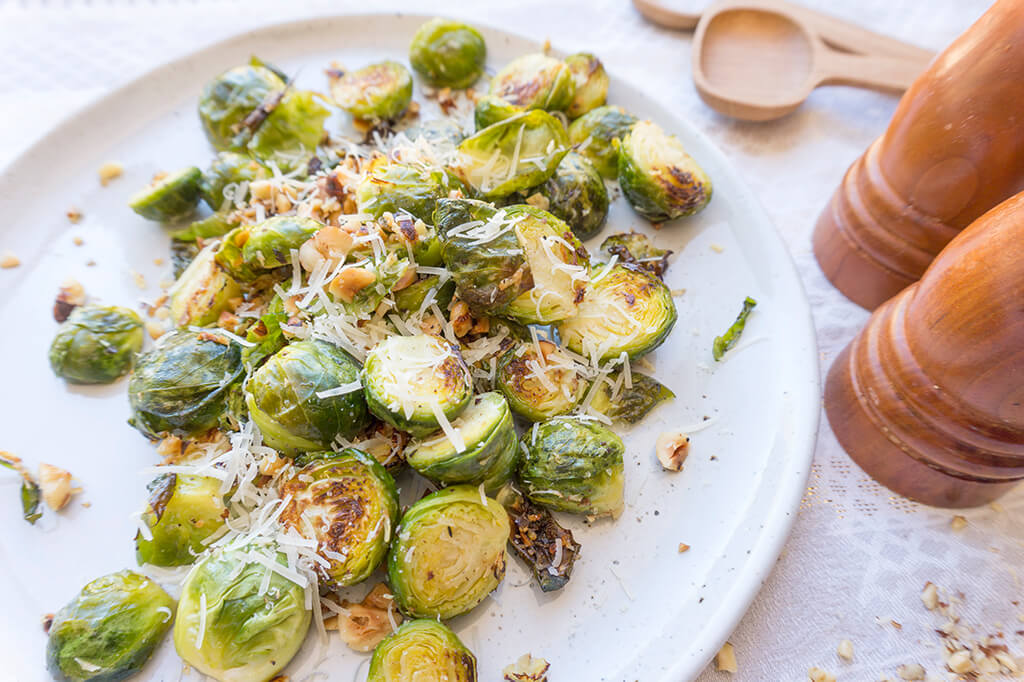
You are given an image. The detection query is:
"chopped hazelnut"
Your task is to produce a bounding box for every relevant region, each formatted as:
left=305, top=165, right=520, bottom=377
left=41, top=613, right=55, bottom=634
left=995, top=652, right=1019, bottom=672
left=710, top=243, right=725, bottom=253
left=98, top=161, right=123, bottom=186
left=53, top=278, right=87, bottom=322
left=716, top=642, right=738, bottom=673
left=38, top=463, right=73, bottom=511
left=336, top=583, right=402, bottom=652
left=946, top=650, right=973, bottom=674
left=525, top=193, right=550, bottom=211
left=950, top=515, right=967, bottom=531
left=807, top=667, right=835, bottom=682
left=921, top=582, right=939, bottom=611
left=67, top=209, right=83, bottom=224
left=678, top=543, right=690, bottom=553
left=72, top=235, right=85, bottom=246
left=503, top=653, right=550, bottom=681
left=391, top=264, right=417, bottom=292
left=0, top=251, right=21, bottom=269
left=328, top=267, right=376, bottom=303
left=897, top=663, right=926, bottom=680
left=656, top=431, right=690, bottom=471
left=837, top=639, right=854, bottom=661
left=450, top=299, right=473, bottom=337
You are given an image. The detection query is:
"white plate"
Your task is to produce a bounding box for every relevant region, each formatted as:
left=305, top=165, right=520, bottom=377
left=0, top=14, right=818, bottom=682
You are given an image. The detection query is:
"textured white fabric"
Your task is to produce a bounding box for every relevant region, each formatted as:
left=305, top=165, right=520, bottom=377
left=2, top=1, right=1014, bottom=680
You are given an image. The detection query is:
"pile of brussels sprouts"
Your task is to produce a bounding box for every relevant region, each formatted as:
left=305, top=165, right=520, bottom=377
left=43, top=15, right=712, bottom=682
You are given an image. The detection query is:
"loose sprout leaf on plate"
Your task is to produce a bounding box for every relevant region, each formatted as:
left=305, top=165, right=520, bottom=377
left=713, top=296, right=758, bottom=361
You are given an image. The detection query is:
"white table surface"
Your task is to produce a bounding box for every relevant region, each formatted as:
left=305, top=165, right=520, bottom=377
left=3, top=1, right=1017, bottom=680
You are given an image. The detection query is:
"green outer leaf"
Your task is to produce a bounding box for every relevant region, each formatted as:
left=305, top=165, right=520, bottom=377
left=599, top=231, right=672, bottom=279
left=198, top=64, right=285, bottom=151
left=531, top=150, right=609, bottom=241
left=567, top=105, right=637, bottom=179
left=246, top=89, right=330, bottom=172
left=393, top=275, right=456, bottom=314
left=409, top=18, right=487, bottom=89
left=21, top=479, right=41, bottom=524
left=713, top=296, right=757, bottom=361
left=473, top=94, right=524, bottom=131
left=198, top=151, right=268, bottom=211
left=589, top=371, right=675, bottom=424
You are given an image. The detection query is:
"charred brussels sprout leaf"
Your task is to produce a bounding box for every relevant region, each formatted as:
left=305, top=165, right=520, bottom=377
left=247, top=89, right=330, bottom=172
left=215, top=216, right=322, bottom=281
left=489, top=53, right=575, bottom=111
left=473, top=94, right=524, bottom=131
left=451, top=110, right=570, bottom=200
left=168, top=243, right=242, bottom=328
left=245, top=340, right=370, bottom=453
left=49, top=305, right=144, bottom=384
left=713, top=296, right=757, bottom=361
left=128, top=330, right=244, bottom=438
left=278, top=448, right=399, bottom=588
left=558, top=263, right=677, bottom=362
left=368, top=619, right=477, bottom=682
left=589, top=371, right=675, bottom=424
left=496, top=341, right=585, bottom=421
left=393, top=274, right=456, bottom=314
left=565, top=52, right=609, bottom=119
left=617, top=120, right=712, bottom=221
left=129, top=166, right=203, bottom=222
left=530, top=151, right=609, bottom=241
left=388, top=485, right=509, bottom=619
left=600, top=231, right=672, bottom=279
left=567, top=105, right=638, bottom=179
left=135, top=473, right=228, bottom=567
left=356, top=157, right=466, bottom=223
left=198, top=64, right=286, bottom=151
left=519, top=416, right=625, bottom=517
left=405, top=392, right=519, bottom=494
left=331, top=61, right=413, bottom=121
left=199, top=151, right=268, bottom=210
left=498, top=486, right=581, bottom=592
left=46, top=570, right=174, bottom=682
left=409, top=18, right=487, bottom=89
left=362, top=334, right=473, bottom=437
left=173, top=549, right=311, bottom=682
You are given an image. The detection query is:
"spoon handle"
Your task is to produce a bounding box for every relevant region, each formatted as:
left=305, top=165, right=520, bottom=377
left=817, top=51, right=930, bottom=94
left=632, top=0, right=702, bottom=29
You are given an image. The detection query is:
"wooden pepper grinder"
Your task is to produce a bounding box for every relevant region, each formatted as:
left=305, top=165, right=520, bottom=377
left=813, top=0, right=1024, bottom=310
left=825, top=191, right=1024, bottom=508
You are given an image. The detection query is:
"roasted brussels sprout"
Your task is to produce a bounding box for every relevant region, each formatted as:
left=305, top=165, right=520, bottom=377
left=128, top=330, right=244, bottom=438
left=519, top=416, right=625, bottom=517
left=278, top=448, right=398, bottom=588
left=174, top=548, right=311, bottom=682
left=48, top=305, right=144, bottom=385
left=409, top=18, right=487, bottom=89
left=46, top=570, right=174, bottom=682
left=246, top=340, right=370, bottom=453
left=529, top=150, right=609, bottom=241
left=393, top=274, right=456, bottom=314
left=135, top=473, right=228, bottom=567
left=498, top=486, right=580, bottom=592
left=200, top=151, right=269, bottom=210
left=406, top=392, right=518, bottom=493
left=558, top=263, right=676, bottom=362
left=198, top=64, right=286, bottom=151
left=356, top=157, right=465, bottom=223
left=129, top=166, right=203, bottom=222
left=565, top=52, right=609, bottom=119
left=247, top=89, right=330, bottom=171
left=368, top=619, right=477, bottom=682
left=215, top=216, right=322, bottom=281
left=168, top=243, right=242, bottom=328
left=170, top=211, right=240, bottom=243
left=617, top=119, right=712, bottom=221
left=331, top=61, right=413, bottom=121
left=567, top=105, right=638, bottom=179
left=451, top=110, right=570, bottom=199
left=496, top=341, right=585, bottom=421
left=363, top=334, right=473, bottom=437
left=489, top=53, right=575, bottom=111
left=388, top=485, right=509, bottom=619
left=588, top=371, right=675, bottom=424
left=600, top=231, right=672, bottom=279
left=473, top=94, right=524, bottom=131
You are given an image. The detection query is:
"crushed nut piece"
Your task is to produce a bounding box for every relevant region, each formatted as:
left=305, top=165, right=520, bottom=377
left=328, top=267, right=376, bottom=303
left=950, top=515, right=967, bottom=531
left=72, top=235, right=84, bottom=246
left=450, top=298, right=473, bottom=337
left=525, top=193, right=551, bottom=211
left=921, top=582, right=939, bottom=611
left=710, top=243, right=725, bottom=253
left=41, top=613, right=55, bottom=633
left=53, top=278, right=87, bottom=322
left=946, top=649, right=973, bottom=674
left=837, top=639, right=854, bottom=661
left=67, top=209, right=83, bottom=224
left=656, top=431, right=690, bottom=471
left=808, top=667, right=835, bottom=682
left=153, top=257, right=164, bottom=266
left=132, top=270, right=147, bottom=290
left=996, top=651, right=1019, bottom=672
left=98, top=161, right=123, bottom=186
left=716, top=642, right=738, bottom=673
left=990, top=501, right=1005, bottom=513
left=146, top=321, right=166, bottom=340
left=898, top=663, right=926, bottom=680
left=0, top=251, right=20, bottom=269
left=678, top=543, right=690, bottom=553
left=336, top=583, right=402, bottom=652
left=38, top=463, right=73, bottom=511
left=81, top=501, right=91, bottom=508
left=503, top=653, right=550, bottom=681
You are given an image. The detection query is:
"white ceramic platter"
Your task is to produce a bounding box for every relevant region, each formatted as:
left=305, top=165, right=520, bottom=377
left=0, top=13, right=818, bottom=682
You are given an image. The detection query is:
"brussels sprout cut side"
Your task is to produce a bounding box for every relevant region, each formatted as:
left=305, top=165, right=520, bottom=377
left=529, top=150, right=609, bottom=241
left=278, top=448, right=399, bottom=588
left=129, top=166, right=203, bottom=222
left=215, top=216, right=322, bottom=281
left=406, top=391, right=519, bottom=493
left=600, top=231, right=672, bottom=279
left=330, top=61, right=413, bottom=121
left=473, top=94, right=524, bottom=131
left=135, top=473, right=228, bottom=567
left=174, top=549, right=311, bottom=682
left=565, top=52, right=609, bottom=118
left=409, top=18, right=487, bottom=90
left=388, top=485, right=510, bottom=619
left=49, top=305, right=144, bottom=384
left=198, top=64, right=286, bottom=152
left=567, top=105, right=638, bottom=179
left=362, top=334, right=473, bottom=437
left=46, top=570, right=174, bottom=682
left=168, top=243, right=242, bottom=328
left=199, top=151, right=268, bottom=210
left=519, top=416, right=626, bottom=517
left=617, top=119, right=713, bottom=222
left=497, top=341, right=586, bottom=421
left=368, top=619, right=477, bottom=682
left=489, top=53, right=575, bottom=111
left=356, top=157, right=465, bottom=223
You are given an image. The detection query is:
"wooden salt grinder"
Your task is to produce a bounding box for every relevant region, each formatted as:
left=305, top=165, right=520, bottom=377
left=825, top=191, right=1024, bottom=508
left=813, top=0, right=1024, bottom=310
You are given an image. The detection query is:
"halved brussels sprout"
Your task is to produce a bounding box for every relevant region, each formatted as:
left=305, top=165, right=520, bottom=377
left=588, top=371, right=675, bottom=424
left=498, top=486, right=580, bottom=592
left=409, top=18, right=487, bottom=89
left=405, top=392, right=518, bottom=494
left=565, top=53, right=609, bottom=119
left=168, top=243, right=242, bottom=328
left=519, top=416, right=625, bottom=517
left=393, top=274, right=456, bottom=314
left=135, top=473, right=228, bottom=567
left=567, top=105, right=638, bottom=179
left=247, top=89, right=330, bottom=172
left=357, top=157, right=466, bottom=223
left=49, top=305, right=144, bottom=384
left=388, top=485, right=509, bottom=619
left=532, top=150, right=609, bottom=241
left=558, top=263, right=676, bottom=362
left=128, top=330, right=244, bottom=438
left=600, top=231, right=672, bottom=279
left=489, top=53, right=575, bottom=111
left=368, top=619, right=477, bottom=682
left=451, top=110, right=570, bottom=200
left=617, top=120, right=712, bottom=221
left=278, top=448, right=399, bottom=588
left=129, top=166, right=203, bottom=222
left=496, top=341, right=585, bottom=421
left=473, top=94, right=524, bottom=131
left=331, top=61, right=413, bottom=121
left=362, top=334, right=473, bottom=437
left=174, top=548, right=310, bottom=682
left=200, top=151, right=269, bottom=210
left=198, top=64, right=285, bottom=151
left=246, top=339, right=370, bottom=453
left=215, top=216, right=322, bottom=281
left=46, top=570, right=174, bottom=682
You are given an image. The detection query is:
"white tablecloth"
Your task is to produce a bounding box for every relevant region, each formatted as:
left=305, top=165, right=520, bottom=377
left=2, top=1, right=1014, bottom=680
